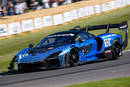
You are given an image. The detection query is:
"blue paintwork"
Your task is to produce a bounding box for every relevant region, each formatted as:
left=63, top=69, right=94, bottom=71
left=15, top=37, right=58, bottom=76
left=16, top=32, right=123, bottom=67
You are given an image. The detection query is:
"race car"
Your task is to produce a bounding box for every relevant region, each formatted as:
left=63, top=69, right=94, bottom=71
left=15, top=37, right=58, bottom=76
left=8, top=21, right=128, bottom=72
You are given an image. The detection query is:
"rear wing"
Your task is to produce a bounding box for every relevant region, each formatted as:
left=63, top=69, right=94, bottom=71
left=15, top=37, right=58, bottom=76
left=86, top=21, right=128, bottom=49
left=85, top=21, right=128, bottom=33
left=74, top=21, right=128, bottom=49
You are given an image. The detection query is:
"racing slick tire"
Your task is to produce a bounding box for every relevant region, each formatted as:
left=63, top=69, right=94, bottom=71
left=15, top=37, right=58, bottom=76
left=18, top=64, right=26, bottom=72
left=9, top=56, right=28, bottom=73
left=111, top=39, right=122, bottom=59
left=65, top=50, right=79, bottom=67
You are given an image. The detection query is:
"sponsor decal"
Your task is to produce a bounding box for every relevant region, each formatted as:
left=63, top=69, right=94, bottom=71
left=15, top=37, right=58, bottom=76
left=48, top=47, right=54, bottom=50
left=104, top=50, right=112, bottom=54
left=48, top=34, right=74, bottom=37
left=0, top=27, right=6, bottom=34
left=102, top=34, right=116, bottom=38
left=0, top=24, right=8, bottom=36
left=120, top=25, right=127, bottom=29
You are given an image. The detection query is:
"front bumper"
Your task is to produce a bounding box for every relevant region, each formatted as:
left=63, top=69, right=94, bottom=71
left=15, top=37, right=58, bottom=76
left=19, top=57, right=60, bottom=70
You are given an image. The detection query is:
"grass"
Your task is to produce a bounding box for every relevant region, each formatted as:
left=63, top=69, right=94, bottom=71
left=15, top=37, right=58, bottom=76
left=0, top=6, right=130, bottom=73
left=66, top=77, right=130, bottom=87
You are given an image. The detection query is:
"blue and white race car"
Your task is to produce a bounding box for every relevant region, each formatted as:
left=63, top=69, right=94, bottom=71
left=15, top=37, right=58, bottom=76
left=9, top=21, right=128, bottom=72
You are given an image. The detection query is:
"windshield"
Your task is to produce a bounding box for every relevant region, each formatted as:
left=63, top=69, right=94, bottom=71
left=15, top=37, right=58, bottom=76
left=36, top=35, right=74, bottom=48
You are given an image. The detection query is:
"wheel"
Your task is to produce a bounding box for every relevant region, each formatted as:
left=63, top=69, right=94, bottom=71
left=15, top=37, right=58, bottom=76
left=18, top=64, right=27, bottom=72
left=18, top=64, right=23, bottom=72
left=65, top=50, right=79, bottom=67
left=8, top=56, right=17, bottom=72
left=111, top=39, right=121, bottom=59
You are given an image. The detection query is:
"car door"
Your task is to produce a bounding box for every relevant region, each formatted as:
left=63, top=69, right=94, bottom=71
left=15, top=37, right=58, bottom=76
left=75, top=32, right=98, bottom=61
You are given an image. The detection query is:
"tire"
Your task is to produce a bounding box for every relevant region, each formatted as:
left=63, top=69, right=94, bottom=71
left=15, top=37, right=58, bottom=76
left=8, top=56, right=17, bottom=72
left=18, top=64, right=23, bottom=72
left=18, top=64, right=25, bottom=72
left=65, top=50, right=79, bottom=67
left=111, top=39, right=121, bottom=59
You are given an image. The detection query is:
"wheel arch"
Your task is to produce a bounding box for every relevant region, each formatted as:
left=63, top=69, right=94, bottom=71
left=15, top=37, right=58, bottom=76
left=111, top=38, right=122, bottom=58
left=113, top=37, right=122, bottom=46
left=70, top=47, right=79, bottom=53
left=64, top=47, right=80, bottom=67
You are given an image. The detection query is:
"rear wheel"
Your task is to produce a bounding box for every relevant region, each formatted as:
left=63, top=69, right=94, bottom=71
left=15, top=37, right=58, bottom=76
left=111, top=39, right=122, bottom=59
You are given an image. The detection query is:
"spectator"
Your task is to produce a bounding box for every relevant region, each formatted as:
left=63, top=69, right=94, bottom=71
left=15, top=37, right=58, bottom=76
left=0, top=4, right=6, bottom=16
left=58, top=0, right=65, bottom=6
left=0, top=0, right=82, bottom=17
left=14, top=0, right=27, bottom=15
left=42, top=0, right=50, bottom=8
left=38, top=0, right=43, bottom=6
left=26, top=0, right=31, bottom=8
left=51, top=0, right=58, bottom=8
left=21, top=0, right=28, bottom=10
left=65, top=0, right=72, bottom=4
left=30, top=0, right=39, bottom=10
left=7, top=1, right=15, bottom=16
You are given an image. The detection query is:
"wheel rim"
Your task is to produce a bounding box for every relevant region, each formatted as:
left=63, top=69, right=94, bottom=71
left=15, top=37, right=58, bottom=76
left=70, top=51, right=79, bottom=65
left=112, top=41, right=120, bottom=58
left=113, top=42, right=120, bottom=54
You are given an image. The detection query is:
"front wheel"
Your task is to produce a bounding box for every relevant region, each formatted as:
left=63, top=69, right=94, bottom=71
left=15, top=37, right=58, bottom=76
left=65, top=50, right=79, bottom=67
left=18, top=64, right=24, bottom=72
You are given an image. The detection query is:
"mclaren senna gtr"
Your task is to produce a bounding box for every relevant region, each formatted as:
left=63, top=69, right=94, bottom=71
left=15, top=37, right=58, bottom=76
left=8, top=21, right=128, bottom=72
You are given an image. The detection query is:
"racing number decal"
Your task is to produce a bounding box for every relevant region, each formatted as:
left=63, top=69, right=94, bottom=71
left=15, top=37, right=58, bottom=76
left=104, top=38, right=111, bottom=47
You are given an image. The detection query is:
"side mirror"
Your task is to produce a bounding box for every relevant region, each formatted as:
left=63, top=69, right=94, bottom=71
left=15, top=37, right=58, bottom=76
left=29, top=44, right=33, bottom=48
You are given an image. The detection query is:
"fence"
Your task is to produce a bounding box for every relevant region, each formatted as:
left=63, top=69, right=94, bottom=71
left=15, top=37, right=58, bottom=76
left=0, top=0, right=130, bottom=37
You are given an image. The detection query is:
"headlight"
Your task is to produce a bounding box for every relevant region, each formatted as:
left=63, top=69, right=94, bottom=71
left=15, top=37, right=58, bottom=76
left=19, top=54, right=22, bottom=59
left=19, top=53, right=28, bottom=59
